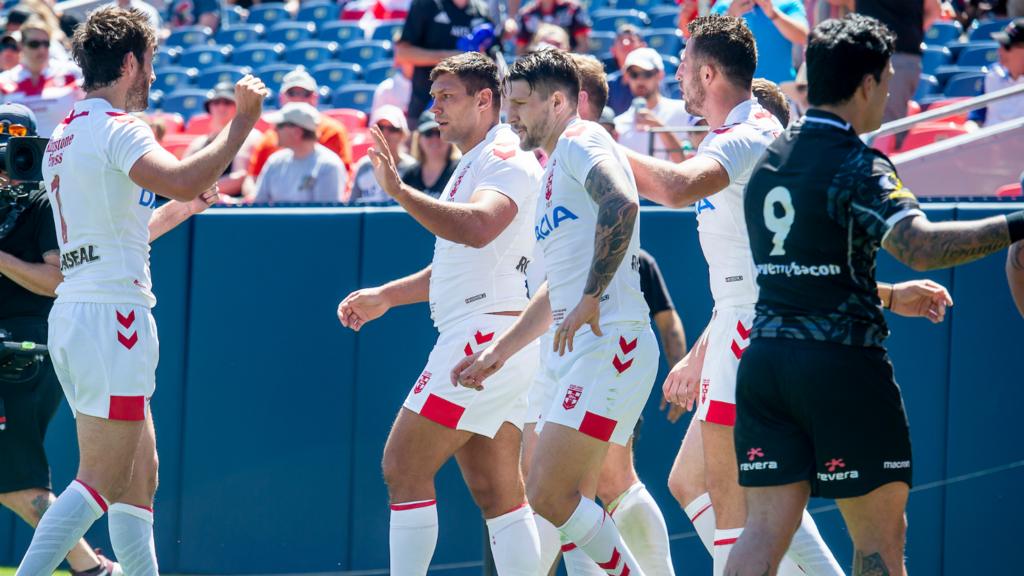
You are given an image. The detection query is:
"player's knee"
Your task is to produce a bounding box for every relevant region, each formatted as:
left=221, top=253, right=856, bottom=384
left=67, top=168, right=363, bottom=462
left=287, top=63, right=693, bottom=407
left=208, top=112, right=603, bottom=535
left=380, top=449, right=417, bottom=493
left=667, top=468, right=699, bottom=507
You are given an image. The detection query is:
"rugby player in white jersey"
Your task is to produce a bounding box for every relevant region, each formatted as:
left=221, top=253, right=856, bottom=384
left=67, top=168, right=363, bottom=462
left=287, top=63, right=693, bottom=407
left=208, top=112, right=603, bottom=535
left=455, top=49, right=656, bottom=575
left=16, top=7, right=269, bottom=576
left=625, top=16, right=949, bottom=576
left=336, top=52, right=545, bottom=574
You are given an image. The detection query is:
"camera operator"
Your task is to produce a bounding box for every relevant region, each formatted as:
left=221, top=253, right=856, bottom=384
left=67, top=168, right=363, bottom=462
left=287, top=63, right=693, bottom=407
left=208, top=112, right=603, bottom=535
left=0, top=104, right=120, bottom=576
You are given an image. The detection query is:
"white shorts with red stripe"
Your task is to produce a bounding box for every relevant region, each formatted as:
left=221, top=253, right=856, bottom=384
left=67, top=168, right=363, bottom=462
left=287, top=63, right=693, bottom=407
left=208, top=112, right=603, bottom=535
left=541, top=322, right=658, bottom=446
left=403, top=314, right=538, bottom=438
left=695, top=305, right=754, bottom=427
left=48, top=302, right=158, bottom=421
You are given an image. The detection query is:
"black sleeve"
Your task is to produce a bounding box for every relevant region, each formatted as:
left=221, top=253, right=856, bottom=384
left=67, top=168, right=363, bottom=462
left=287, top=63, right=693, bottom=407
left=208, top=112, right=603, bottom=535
left=399, top=0, right=433, bottom=46
left=638, top=249, right=674, bottom=317
left=32, top=192, right=58, bottom=258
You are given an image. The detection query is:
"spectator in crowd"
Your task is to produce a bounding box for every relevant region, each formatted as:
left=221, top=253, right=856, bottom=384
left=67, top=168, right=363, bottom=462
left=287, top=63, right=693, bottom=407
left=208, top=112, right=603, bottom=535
left=969, top=18, right=1024, bottom=126
left=751, top=77, right=791, bottom=125
left=138, top=111, right=167, bottom=144
left=166, top=0, right=222, bottom=29
left=712, top=0, right=809, bottom=83
left=345, top=104, right=415, bottom=204
left=526, top=22, right=570, bottom=51
left=1, top=32, right=19, bottom=71
left=779, top=61, right=809, bottom=118
left=598, top=105, right=618, bottom=138
left=252, top=102, right=349, bottom=204
left=0, top=16, right=82, bottom=136
left=249, top=69, right=352, bottom=178
left=372, top=61, right=414, bottom=114
left=607, top=24, right=647, bottom=114
left=2, top=5, right=33, bottom=33
left=16, top=0, right=74, bottom=59
left=110, top=0, right=161, bottom=30
left=396, top=0, right=494, bottom=123
left=185, top=83, right=264, bottom=198
left=401, top=111, right=459, bottom=198
left=814, top=0, right=853, bottom=25
left=614, top=47, right=697, bottom=162
left=513, top=0, right=591, bottom=53
left=856, top=0, right=947, bottom=122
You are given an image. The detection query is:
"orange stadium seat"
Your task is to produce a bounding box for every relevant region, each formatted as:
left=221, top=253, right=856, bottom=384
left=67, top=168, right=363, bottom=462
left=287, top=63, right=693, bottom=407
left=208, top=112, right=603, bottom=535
left=996, top=183, right=1022, bottom=197
left=897, top=122, right=969, bottom=153
left=922, top=97, right=971, bottom=124
left=148, top=112, right=185, bottom=135
left=161, top=133, right=201, bottom=159
left=185, top=113, right=211, bottom=135
left=324, top=108, right=368, bottom=132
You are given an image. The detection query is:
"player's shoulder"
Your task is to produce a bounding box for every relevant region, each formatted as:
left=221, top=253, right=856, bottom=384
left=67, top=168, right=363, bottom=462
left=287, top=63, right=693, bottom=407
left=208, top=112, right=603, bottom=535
left=480, top=124, right=534, bottom=166
left=559, top=119, right=613, bottom=150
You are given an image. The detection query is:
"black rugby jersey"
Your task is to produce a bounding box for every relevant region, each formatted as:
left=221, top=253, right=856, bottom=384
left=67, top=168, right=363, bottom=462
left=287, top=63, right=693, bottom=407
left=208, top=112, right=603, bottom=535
left=743, top=109, right=922, bottom=348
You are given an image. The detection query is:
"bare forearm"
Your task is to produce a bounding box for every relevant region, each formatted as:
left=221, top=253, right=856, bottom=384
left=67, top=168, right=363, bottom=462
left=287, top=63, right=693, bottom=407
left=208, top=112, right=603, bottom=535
left=625, top=148, right=721, bottom=208
left=658, top=131, right=687, bottom=163
left=0, top=251, right=60, bottom=297
left=394, top=186, right=496, bottom=248
left=772, top=12, right=809, bottom=45
left=172, top=121, right=257, bottom=200
left=492, top=283, right=553, bottom=359
left=394, top=43, right=460, bottom=67
left=654, top=310, right=687, bottom=367
left=149, top=201, right=194, bottom=242
left=1008, top=241, right=1024, bottom=317
left=583, top=162, right=638, bottom=297
left=884, top=215, right=1013, bottom=271
left=380, top=265, right=432, bottom=307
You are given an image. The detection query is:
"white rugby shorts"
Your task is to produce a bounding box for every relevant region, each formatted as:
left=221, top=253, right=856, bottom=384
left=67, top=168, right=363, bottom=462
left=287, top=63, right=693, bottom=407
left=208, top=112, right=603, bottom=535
left=695, top=305, right=755, bottom=427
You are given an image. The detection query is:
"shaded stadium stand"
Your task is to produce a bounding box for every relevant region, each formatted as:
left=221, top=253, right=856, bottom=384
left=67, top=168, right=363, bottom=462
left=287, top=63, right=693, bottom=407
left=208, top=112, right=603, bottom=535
left=914, top=73, right=941, bottom=103
left=178, top=45, right=230, bottom=68
left=247, top=4, right=291, bottom=26
left=331, top=84, right=377, bottom=112
left=371, top=20, right=405, bottom=42
left=932, top=65, right=986, bottom=87
left=284, top=40, right=338, bottom=67
left=589, top=31, right=616, bottom=54
left=614, top=0, right=664, bottom=12
left=924, top=20, right=963, bottom=46
left=311, top=62, right=363, bottom=89
left=591, top=9, right=649, bottom=32
left=155, top=46, right=179, bottom=68
left=231, top=42, right=284, bottom=68
left=166, top=25, right=212, bottom=49
left=254, top=63, right=298, bottom=94
left=153, top=66, right=196, bottom=94
left=944, top=72, right=986, bottom=97
left=363, top=61, right=395, bottom=85
left=338, top=40, right=393, bottom=65
left=297, top=1, right=340, bottom=22
left=161, top=89, right=210, bottom=120
left=922, top=46, right=952, bottom=75
left=956, top=44, right=1000, bottom=67
left=196, top=65, right=250, bottom=90
left=643, top=28, right=683, bottom=58
left=266, top=21, right=317, bottom=44
left=214, top=23, right=264, bottom=47
left=968, top=18, right=1012, bottom=41
left=318, top=21, right=366, bottom=45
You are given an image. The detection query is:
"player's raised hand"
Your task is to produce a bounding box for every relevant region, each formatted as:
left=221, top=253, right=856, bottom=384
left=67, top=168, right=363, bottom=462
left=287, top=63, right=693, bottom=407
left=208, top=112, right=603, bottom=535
left=337, top=288, right=390, bottom=332
left=368, top=126, right=404, bottom=199
left=233, top=74, right=271, bottom=124
left=187, top=184, right=219, bottom=214
left=889, top=279, right=953, bottom=324
left=452, top=348, right=505, bottom=390
left=554, top=295, right=603, bottom=356
left=663, top=350, right=703, bottom=411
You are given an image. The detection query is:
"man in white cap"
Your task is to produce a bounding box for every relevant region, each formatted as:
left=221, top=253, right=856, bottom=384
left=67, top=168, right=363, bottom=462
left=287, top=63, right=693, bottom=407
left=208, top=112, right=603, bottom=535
left=344, top=104, right=415, bottom=204
left=248, top=68, right=352, bottom=178
left=613, top=47, right=697, bottom=163
left=251, top=102, right=348, bottom=204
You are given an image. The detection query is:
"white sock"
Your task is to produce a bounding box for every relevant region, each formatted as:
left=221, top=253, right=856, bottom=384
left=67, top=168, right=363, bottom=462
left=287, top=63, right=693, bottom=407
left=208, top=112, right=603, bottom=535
left=389, top=500, right=438, bottom=575
left=535, top=512, right=563, bottom=572
left=610, top=483, right=675, bottom=576
left=486, top=503, right=541, bottom=575
left=557, top=497, right=641, bottom=576
left=562, top=537, right=606, bottom=576
left=109, top=503, right=158, bottom=576
left=713, top=527, right=743, bottom=576
left=782, top=509, right=843, bottom=576
left=684, top=493, right=715, bottom=556
left=16, top=480, right=107, bottom=576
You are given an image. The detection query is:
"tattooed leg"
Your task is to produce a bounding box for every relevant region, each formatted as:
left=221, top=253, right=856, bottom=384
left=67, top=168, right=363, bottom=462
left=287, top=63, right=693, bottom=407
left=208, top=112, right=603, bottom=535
left=854, top=551, right=891, bottom=576
left=0, top=489, right=103, bottom=570
left=836, top=482, right=909, bottom=576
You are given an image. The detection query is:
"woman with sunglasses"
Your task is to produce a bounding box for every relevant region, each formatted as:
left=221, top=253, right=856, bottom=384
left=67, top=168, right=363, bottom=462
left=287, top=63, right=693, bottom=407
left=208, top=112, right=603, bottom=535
left=401, top=111, right=460, bottom=199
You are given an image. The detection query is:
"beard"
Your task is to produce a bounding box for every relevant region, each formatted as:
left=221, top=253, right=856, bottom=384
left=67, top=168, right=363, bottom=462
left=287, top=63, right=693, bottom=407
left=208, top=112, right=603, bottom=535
left=683, top=76, right=706, bottom=118
left=125, top=68, right=150, bottom=112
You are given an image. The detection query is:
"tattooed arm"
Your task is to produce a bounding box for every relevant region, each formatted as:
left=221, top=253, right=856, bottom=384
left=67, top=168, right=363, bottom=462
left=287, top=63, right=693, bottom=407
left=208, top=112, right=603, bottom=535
left=882, top=214, right=1014, bottom=272
left=1008, top=241, right=1024, bottom=317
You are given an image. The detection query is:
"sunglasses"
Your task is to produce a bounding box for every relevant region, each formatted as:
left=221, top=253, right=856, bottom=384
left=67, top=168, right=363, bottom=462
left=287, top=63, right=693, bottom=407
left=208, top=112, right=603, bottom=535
left=1, top=42, right=18, bottom=52
left=208, top=98, right=235, bottom=107
left=627, top=69, right=658, bottom=80
left=284, top=88, right=313, bottom=98
left=1, top=123, right=28, bottom=137
left=23, top=39, right=49, bottom=50
left=421, top=128, right=441, bottom=139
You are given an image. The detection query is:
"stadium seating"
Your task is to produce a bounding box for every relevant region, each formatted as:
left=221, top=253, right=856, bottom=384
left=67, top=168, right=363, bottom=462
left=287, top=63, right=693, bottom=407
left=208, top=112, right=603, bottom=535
left=148, top=112, right=185, bottom=135
left=914, top=73, right=941, bottom=102
left=254, top=63, right=300, bottom=94
left=161, top=89, right=210, bottom=120
left=921, top=97, right=970, bottom=123
left=311, top=62, right=363, bottom=90
left=184, top=112, right=211, bottom=135
left=897, top=121, right=969, bottom=153
left=372, top=20, right=405, bottom=42
left=956, top=45, right=1000, bottom=67
left=968, top=18, right=1012, bottom=41
left=349, top=130, right=373, bottom=162
left=643, top=28, right=683, bottom=58
left=591, top=9, right=649, bottom=32
left=338, top=40, right=392, bottom=64
left=166, top=25, right=212, bottom=49
left=995, top=183, right=1022, bottom=197
left=247, top=4, right=291, bottom=26
left=661, top=77, right=681, bottom=99
left=323, top=108, right=368, bottom=132
left=296, top=1, right=340, bottom=22
left=944, top=72, right=986, bottom=97
left=161, top=133, right=201, bottom=159
left=266, top=21, right=317, bottom=44
left=331, top=84, right=377, bottom=112
left=178, top=45, right=230, bottom=68
left=650, top=11, right=678, bottom=29
left=231, top=42, right=284, bottom=68
left=363, top=61, right=395, bottom=85
left=318, top=21, right=366, bottom=45
left=589, top=31, right=616, bottom=54
left=196, top=65, right=251, bottom=90
left=284, top=41, right=338, bottom=67
left=153, top=66, right=196, bottom=94
left=932, top=65, right=986, bottom=87
left=214, top=24, right=264, bottom=47
left=155, top=46, right=179, bottom=68
left=922, top=46, right=952, bottom=75
left=613, top=0, right=664, bottom=12
left=924, top=20, right=963, bottom=46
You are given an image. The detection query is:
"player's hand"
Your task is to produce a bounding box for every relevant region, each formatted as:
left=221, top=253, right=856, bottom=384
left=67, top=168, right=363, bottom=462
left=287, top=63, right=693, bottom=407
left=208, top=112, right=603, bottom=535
left=554, top=295, right=602, bottom=356
left=337, top=288, right=390, bottom=331
left=451, top=348, right=505, bottom=390
left=728, top=0, right=755, bottom=17
left=752, top=0, right=777, bottom=18
left=368, top=126, right=405, bottom=199
left=660, top=394, right=686, bottom=423
left=889, top=279, right=953, bottom=323
left=233, top=74, right=271, bottom=125
left=634, top=109, right=664, bottom=130
left=188, top=185, right=219, bottom=214
left=663, top=351, right=702, bottom=411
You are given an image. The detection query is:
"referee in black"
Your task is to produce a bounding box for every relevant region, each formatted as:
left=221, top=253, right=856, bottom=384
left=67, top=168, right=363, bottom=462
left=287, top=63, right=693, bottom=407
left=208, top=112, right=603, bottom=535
left=725, top=15, right=1024, bottom=576
left=0, top=104, right=118, bottom=576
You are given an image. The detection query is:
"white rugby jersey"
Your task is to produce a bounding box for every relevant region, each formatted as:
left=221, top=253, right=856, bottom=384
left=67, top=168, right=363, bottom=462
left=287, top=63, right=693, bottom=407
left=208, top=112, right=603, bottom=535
left=429, top=123, right=543, bottom=331
left=694, top=98, right=783, bottom=308
left=43, top=98, right=161, bottom=308
left=536, top=119, right=649, bottom=330
left=0, top=61, right=84, bottom=137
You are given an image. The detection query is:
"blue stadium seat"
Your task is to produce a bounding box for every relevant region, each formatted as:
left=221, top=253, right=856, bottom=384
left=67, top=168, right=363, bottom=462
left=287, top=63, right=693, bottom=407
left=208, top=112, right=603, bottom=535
left=944, top=72, right=986, bottom=97
left=956, top=45, right=999, bottom=67
left=311, top=62, right=362, bottom=90
left=338, top=40, right=392, bottom=64
left=284, top=41, right=338, bottom=66
left=968, top=18, right=1012, bottom=41
left=161, top=89, right=209, bottom=120
left=591, top=9, right=648, bottom=32
left=231, top=42, right=283, bottom=67
left=247, top=4, right=290, bottom=26
left=266, top=21, right=317, bottom=44
left=155, top=46, right=180, bottom=68
left=922, top=46, right=952, bottom=75
left=662, top=54, right=680, bottom=72
left=372, top=21, right=405, bottom=42
left=166, top=25, right=212, bottom=48
left=913, top=73, right=940, bottom=102
left=153, top=66, right=195, bottom=94
left=924, top=20, right=962, bottom=46
left=650, top=11, right=678, bottom=29
left=223, top=5, right=246, bottom=25
left=661, top=77, right=681, bottom=99
left=363, top=61, right=395, bottom=84
left=643, top=28, right=683, bottom=58
left=647, top=4, right=679, bottom=18
left=319, top=21, right=365, bottom=45
left=196, top=65, right=250, bottom=89
left=589, top=31, right=616, bottom=54
left=215, top=24, right=264, bottom=47
left=932, top=65, right=987, bottom=87
left=297, top=1, right=340, bottom=22
left=255, top=63, right=300, bottom=94
left=613, top=0, right=662, bottom=12
left=178, top=45, right=230, bottom=68
left=331, top=84, right=376, bottom=112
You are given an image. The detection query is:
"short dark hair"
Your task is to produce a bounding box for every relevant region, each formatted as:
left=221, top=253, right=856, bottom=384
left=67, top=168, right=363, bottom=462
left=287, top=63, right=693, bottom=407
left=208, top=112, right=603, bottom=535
left=429, top=52, right=502, bottom=111
left=72, top=7, right=157, bottom=92
left=752, top=78, right=790, bottom=126
left=570, top=54, right=608, bottom=118
left=806, top=14, right=895, bottom=107
left=687, top=16, right=757, bottom=90
left=508, top=49, right=579, bottom=107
